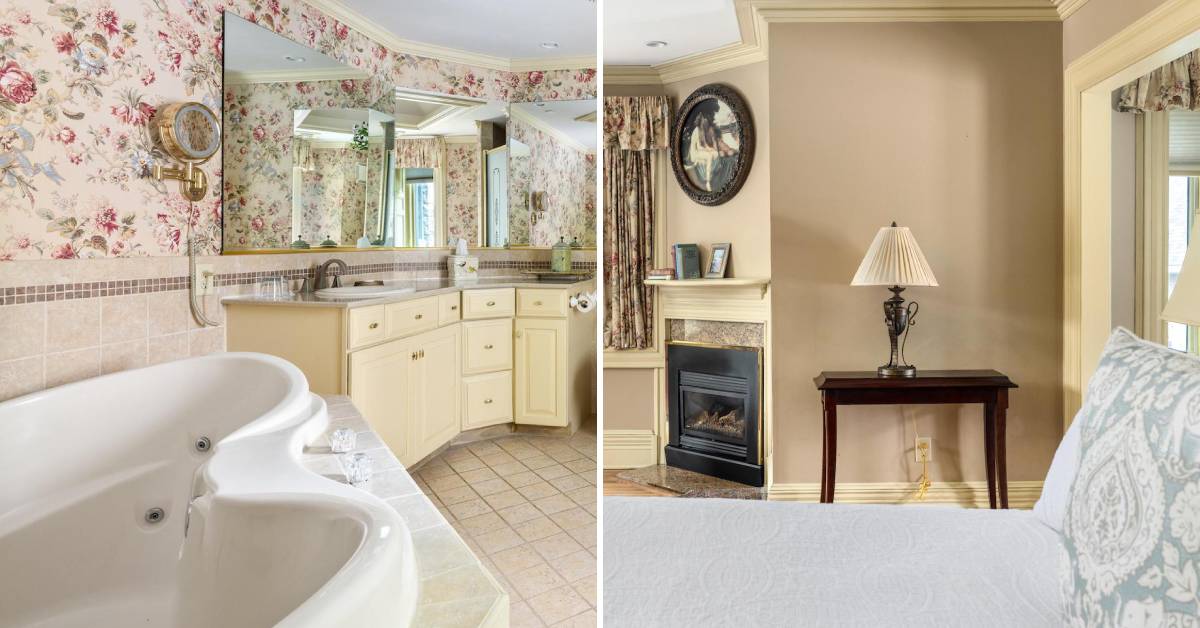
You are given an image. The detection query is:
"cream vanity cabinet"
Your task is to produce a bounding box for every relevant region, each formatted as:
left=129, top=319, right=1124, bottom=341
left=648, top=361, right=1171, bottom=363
left=225, top=281, right=594, bottom=467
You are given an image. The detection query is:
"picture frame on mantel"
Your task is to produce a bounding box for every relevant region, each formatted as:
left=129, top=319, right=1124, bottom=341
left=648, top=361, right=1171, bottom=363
left=705, top=243, right=731, bottom=278
left=673, top=244, right=701, bottom=279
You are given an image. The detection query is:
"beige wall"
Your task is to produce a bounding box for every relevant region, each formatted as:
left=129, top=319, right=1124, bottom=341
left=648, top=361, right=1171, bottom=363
left=1064, top=0, right=1170, bottom=66
left=769, top=22, right=1063, bottom=484
left=663, top=63, right=772, bottom=278
left=603, top=368, right=659, bottom=430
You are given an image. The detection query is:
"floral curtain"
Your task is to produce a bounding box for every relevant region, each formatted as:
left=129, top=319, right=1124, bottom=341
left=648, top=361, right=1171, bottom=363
left=604, top=96, right=671, bottom=151
left=1118, top=50, right=1200, bottom=113
left=395, top=137, right=446, bottom=169
left=603, top=96, right=670, bottom=350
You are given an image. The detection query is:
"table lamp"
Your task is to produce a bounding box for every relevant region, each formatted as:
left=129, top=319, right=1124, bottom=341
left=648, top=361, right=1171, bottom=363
left=851, top=222, right=939, bottom=377
left=1163, top=222, right=1200, bottom=327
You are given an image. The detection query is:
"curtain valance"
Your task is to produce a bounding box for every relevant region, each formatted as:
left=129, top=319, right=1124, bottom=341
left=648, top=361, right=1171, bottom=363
left=1118, top=51, right=1200, bottom=113
left=604, top=96, right=671, bottom=151
left=395, top=137, right=445, bottom=169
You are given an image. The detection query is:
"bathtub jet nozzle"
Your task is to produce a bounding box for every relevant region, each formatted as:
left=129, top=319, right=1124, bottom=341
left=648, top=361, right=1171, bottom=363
left=194, top=436, right=212, bottom=453
left=145, top=508, right=165, bottom=524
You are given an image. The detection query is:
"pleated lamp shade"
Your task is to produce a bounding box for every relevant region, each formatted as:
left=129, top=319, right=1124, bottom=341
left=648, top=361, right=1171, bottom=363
left=851, top=223, right=939, bottom=287
left=1162, top=222, right=1200, bottom=326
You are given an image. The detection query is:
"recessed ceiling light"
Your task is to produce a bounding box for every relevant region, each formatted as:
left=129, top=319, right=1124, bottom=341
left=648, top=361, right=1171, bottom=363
left=540, top=42, right=560, bottom=49
left=535, top=102, right=546, bottom=107
left=544, top=109, right=554, bottom=113
left=645, top=40, right=668, bottom=48
left=283, top=55, right=306, bottom=63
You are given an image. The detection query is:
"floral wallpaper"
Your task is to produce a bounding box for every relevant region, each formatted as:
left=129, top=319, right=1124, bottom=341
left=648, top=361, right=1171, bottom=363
left=508, top=117, right=595, bottom=247
left=0, top=0, right=595, bottom=260
left=297, top=145, right=363, bottom=245
left=508, top=148, right=532, bottom=245
left=445, top=140, right=478, bottom=244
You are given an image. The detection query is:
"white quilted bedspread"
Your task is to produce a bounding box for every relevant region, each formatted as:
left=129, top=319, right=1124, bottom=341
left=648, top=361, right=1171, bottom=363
left=603, top=497, right=1066, bottom=627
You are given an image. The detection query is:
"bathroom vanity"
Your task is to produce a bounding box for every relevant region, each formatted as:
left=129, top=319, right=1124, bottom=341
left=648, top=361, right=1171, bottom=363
left=223, top=277, right=595, bottom=467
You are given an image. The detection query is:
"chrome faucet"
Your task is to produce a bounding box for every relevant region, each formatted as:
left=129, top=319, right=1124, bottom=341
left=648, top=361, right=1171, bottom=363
left=314, top=258, right=348, bottom=290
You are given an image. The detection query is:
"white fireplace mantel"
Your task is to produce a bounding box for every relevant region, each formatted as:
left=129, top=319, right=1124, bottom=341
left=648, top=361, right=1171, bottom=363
left=647, top=277, right=771, bottom=323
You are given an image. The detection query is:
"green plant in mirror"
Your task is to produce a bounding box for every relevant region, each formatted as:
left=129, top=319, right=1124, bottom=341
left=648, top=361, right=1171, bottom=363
left=351, top=123, right=369, bottom=151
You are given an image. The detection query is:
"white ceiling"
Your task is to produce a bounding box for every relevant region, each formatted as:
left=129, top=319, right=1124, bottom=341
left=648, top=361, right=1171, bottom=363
left=1171, top=111, right=1200, bottom=168
left=604, top=0, right=740, bottom=66
left=225, top=15, right=360, bottom=77
left=333, top=0, right=596, bottom=60
left=512, top=100, right=597, bottom=151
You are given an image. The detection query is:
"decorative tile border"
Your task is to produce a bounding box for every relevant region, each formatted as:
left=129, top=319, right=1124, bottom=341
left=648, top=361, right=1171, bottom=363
left=0, top=259, right=599, bottom=306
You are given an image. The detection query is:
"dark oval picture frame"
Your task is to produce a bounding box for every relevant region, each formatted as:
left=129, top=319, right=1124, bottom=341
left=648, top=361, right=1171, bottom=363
left=670, top=83, right=755, bottom=206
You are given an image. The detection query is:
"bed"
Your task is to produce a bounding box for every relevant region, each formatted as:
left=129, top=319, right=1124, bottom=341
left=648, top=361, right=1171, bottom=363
left=603, top=497, right=1066, bottom=627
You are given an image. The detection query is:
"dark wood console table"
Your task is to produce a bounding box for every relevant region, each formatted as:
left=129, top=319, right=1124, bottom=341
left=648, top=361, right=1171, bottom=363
left=813, top=370, right=1017, bottom=509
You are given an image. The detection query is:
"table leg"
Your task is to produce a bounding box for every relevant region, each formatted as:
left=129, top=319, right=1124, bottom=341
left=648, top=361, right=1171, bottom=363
left=984, top=402, right=997, bottom=510
left=996, top=390, right=1009, bottom=509
left=821, top=394, right=837, bottom=503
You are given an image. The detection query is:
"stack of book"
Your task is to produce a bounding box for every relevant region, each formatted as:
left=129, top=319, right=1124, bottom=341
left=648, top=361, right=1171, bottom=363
left=645, top=269, right=676, bottom=282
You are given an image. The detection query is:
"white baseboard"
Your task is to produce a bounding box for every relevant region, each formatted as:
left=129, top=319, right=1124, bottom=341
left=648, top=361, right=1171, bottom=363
left=768, top=480, right=1043, bottom=509
left=603, top=430, right=658, bottom=469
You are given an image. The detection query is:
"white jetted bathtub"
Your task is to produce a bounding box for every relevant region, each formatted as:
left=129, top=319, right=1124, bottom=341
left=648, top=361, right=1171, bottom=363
left=0, top=353, right=417, bottom=628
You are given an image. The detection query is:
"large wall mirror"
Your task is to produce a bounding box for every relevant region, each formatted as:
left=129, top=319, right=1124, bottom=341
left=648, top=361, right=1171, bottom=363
left=221, top=14, right=595, bottom=252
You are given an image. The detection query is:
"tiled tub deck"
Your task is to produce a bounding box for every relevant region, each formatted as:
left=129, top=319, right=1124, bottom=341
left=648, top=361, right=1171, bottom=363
left=306, top=396, right=597, bottom=627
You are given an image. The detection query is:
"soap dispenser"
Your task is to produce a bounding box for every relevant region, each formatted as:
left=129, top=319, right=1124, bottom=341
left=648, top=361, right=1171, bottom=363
left=551, top=237, right=572, bottom=273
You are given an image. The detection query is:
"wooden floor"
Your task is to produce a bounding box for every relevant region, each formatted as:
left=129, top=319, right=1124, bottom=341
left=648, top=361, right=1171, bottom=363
left=603, top=470, right=679, bottom=497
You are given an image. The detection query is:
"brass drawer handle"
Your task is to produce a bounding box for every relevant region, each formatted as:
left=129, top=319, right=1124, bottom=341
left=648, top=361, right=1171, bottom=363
left=411, top=351, right=418, bottom=360
left=486, top=300, right=496, bottom=306
left=414, top=314, right=423, bottom=320
left=483, top=398, right=493, bottom=404
left=484, top=344, right=494, bottom=350
left=450, top=305, right=458, bottom=310
left=368, top=322, right=379, bottom=329
left=534, top=300, right=543, bottom=306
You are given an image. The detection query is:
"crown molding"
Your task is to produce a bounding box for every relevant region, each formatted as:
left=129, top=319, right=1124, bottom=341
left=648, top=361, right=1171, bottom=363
left=510, top=105, right=594, bottom=154
left=606, top=0, right=1063, bottom=86
left=1051, top=0, right=1092, bottom=19
left=302, top=0, right=595, bottom=73
left=224, top=67, right=369, bottom=85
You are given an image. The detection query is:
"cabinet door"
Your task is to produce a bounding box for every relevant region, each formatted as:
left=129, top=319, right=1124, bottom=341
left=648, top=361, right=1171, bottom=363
left=408, top=325, right=462, bottom=463
left=463, top=371, right=513, bottom=430
left=348, top=338, right=412, bottom=463
left=514, top=318, right=568, bottom=426
left=463, top=318, right=513, bottom=374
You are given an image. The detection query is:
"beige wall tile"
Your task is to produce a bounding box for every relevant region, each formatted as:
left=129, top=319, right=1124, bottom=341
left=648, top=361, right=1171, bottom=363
left=101, top=295, right=148, bottom=344
left=44, top=348, right=101, bottom=389
left=0, top=356, right=44, bottom=400
left=148, top=333, right=189, bottom=365
left=101, top=339, right=147, bottom=374
left=46, top=299, right=101, bottom=353
left=188, top=327, right=225, bottom=356
left=147, top=292, right=189, bottom=337
left=0, top=304, right=45, bottom=362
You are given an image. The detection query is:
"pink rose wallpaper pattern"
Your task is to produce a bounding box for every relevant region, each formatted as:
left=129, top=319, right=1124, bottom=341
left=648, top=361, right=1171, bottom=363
left=445, top=140, right=479, bottom=244
left=508, top=117, right=596, bottom=247
left=0, top=0, right=595, bottom=260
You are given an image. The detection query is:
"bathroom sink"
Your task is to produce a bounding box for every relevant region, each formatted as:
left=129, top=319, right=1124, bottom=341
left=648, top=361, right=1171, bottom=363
left=314, top=286, right=416, bottom=299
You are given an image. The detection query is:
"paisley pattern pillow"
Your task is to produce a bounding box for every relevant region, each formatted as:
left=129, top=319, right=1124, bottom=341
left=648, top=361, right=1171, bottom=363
left=1062, top=328, right=1200, bottom=626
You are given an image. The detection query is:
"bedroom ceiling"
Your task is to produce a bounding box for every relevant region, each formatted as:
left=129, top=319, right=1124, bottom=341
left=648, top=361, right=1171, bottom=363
left=311, top=0, right=596, bottom=67
left=604, top=0, right=740, bottom=66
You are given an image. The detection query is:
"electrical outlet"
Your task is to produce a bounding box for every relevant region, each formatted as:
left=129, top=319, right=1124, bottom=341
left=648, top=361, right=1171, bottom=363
left=915, top=436, right=932, bottom=462
left=194, top=264, right=215, bottom=296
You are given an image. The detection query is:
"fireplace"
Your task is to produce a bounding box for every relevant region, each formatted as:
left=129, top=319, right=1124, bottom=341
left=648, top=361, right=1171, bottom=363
left=665, top=342, right=763, bottom=486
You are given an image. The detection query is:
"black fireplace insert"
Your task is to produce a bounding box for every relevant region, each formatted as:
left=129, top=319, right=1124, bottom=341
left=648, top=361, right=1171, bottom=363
left=665, top=342, right=763, bottom=486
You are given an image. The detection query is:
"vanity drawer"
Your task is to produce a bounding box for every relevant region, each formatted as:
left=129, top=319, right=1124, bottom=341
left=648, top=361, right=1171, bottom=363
left=385, top=297, right=440, bottom=339
left=463, top=371, right=513, bottom=429
left=462, top=318, right=513, bottom=374
left=462, top=288, right=515, bottom=319
left=516, top=289, right=569, bottom=318
left=438, top=292, right=461, bottom=326
left=348, top=305, right=387, bottom=348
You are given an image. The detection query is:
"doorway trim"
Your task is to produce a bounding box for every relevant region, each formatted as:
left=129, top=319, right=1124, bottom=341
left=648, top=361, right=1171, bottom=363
left=1064, top=0, right=1200, bottom=429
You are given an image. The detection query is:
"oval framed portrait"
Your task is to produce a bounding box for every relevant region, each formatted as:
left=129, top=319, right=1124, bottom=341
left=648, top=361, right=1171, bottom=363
left=670, top=83, right=755, bottom=206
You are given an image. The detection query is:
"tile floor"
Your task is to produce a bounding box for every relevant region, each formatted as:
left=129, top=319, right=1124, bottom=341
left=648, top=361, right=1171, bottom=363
left=412, top=431, right=598, bottom=627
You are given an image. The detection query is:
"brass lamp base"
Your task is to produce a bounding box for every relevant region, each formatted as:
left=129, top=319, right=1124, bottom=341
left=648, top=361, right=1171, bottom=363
left=878, top=364, right=917, bottom=378
left=877, top=285, right=920, bottom=378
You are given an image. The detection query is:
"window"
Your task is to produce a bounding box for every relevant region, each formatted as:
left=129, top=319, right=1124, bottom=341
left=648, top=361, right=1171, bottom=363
left=391, top=167, right=437, bottom=247
left=1167, top=176, right=1200, bottom=352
